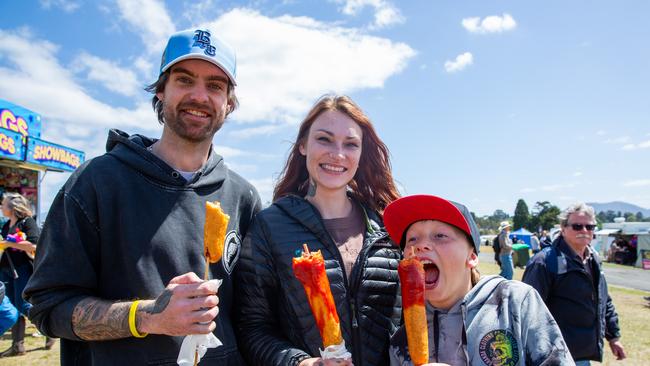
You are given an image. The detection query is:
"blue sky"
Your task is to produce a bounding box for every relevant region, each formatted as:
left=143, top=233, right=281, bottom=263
left=1, top=0, right=649, bottom=216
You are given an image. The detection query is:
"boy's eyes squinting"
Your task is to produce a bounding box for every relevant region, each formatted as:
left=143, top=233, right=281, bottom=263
left=406, top=232, right=450, bottom=244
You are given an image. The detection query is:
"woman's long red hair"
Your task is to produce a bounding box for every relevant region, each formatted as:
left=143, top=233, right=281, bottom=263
left=273, top=95, right=400, bottom=213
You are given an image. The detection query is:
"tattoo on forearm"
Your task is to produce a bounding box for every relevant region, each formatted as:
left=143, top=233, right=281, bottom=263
left=72, top=298, right=131, bottom=341
left=141, top=289, right=172, bottom=315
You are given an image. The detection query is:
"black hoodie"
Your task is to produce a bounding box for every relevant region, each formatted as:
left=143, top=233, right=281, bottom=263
left=24, top=129, right=261, bottom=365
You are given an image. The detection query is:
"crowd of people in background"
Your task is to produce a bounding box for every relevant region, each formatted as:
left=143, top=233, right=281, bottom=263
left=607, top=235, right=638, bottom=265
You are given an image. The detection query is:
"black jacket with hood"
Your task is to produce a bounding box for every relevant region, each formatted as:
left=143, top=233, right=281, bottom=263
left=522, top=236, right=621, bottom=362
left=235, top=195, right=402, bottom=366
left=24, top=129, right=261, bottom=365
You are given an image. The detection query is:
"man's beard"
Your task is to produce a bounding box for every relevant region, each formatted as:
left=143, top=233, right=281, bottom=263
left=162, top=101, right=226, bottom=143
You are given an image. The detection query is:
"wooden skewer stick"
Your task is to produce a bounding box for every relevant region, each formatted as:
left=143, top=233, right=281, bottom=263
left=194, top=255, right=211, bottom=365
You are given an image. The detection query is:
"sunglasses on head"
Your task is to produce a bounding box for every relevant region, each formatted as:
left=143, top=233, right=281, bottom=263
left=569, top=223, right=596, bottom=231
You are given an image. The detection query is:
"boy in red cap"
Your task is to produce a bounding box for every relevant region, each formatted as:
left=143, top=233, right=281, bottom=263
left=384, top=195, right=574, bottom=366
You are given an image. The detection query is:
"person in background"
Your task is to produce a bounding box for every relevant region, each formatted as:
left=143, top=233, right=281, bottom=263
left=530, top=232, right=541, bottom=255
left=0, top=192, right=55, bottom=356
left=24, top=28, right=261, bottom=365
left=0, top=282, right=18, bottom=336
left=523, top=202, right=625, bottom=365
left=497, top=221, right=514, bottom=280
left=540, top=230, right=552, bottom=249
left=236, top=95, right=402, bottom=366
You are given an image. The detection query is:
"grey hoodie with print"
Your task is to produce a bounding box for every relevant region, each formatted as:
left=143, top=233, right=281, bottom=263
left=389, top=275, right=574, bottom=366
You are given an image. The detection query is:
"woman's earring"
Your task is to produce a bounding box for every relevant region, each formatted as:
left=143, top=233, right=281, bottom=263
left=307, top=178, right=317, bottom=197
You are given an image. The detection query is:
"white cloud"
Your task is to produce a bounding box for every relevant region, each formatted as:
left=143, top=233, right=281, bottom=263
left=183, top=0, right=220, bottom=24
left=213, top=145, right=277, bottom=160
left=39, top=0, right=81, bottom=13
left=248, top=177, right=276, bottom=205
left=204, top=8, right=415, bottom=125
left=596, top=130, right=606, bottom=136
left=444, top=52, right=473, bottom=73
left=621, top=139, right=650, bottom=150
left=520, top=187, right=536, bottom=193
left=623, top=179, right=650, bottom=187
left=573, top=171, right=583, bottom=177
left=133, top=56, right=154, bottom=77
left=603, top=136, right=629, bottom=144
left=72, top=52, right=141, bottom=97
left=0, top=8, right=415, bottom=210
left=0, top=28, right=158, bottom=130
left=541, top=183, right=575, bottom=192
left=334, top=0, right=405, bottom=29
left=227, top=124, right=287, bottom=139
left=115, top=0, right=175, bottom=53
left=462, top=13, right=516, bottom=34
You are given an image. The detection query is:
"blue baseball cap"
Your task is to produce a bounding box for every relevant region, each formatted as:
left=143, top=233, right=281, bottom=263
left=160, top=28, right=237, bottom=86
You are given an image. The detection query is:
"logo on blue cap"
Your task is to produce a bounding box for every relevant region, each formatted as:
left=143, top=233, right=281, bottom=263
left=193, top=30, right=216, bottom=57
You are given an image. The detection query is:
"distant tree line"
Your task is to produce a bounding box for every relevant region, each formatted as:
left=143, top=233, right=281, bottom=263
left=472, top=199, right=650, bottom=235
left=596, top=210, right=649, bottom=224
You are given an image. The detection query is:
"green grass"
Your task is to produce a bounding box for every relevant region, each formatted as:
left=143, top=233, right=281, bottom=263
left=0, top=321, right=59, bottom=365
left=1, top=249, right=647, bottom=365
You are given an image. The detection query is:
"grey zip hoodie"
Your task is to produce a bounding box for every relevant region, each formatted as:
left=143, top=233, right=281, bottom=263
left=390, top=275, right=574, bottom=366
left=24, top=129, right=261, bottom=365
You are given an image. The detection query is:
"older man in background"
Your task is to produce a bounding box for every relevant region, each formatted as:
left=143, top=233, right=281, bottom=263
left=523, top=203, right=625, bottom=365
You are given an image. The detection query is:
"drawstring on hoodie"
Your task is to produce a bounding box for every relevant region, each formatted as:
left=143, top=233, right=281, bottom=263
left=433, top=310, right=439, bottom=362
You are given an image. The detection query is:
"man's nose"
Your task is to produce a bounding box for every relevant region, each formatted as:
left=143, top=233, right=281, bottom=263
left=188, top=85, right=210, bottom=103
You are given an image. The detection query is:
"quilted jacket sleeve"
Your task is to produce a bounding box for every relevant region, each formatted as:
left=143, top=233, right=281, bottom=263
left=235, top=215, right=310, bottom=366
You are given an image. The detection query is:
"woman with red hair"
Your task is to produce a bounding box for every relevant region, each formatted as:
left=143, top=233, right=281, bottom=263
left=236, top=95, right=401, bottom=366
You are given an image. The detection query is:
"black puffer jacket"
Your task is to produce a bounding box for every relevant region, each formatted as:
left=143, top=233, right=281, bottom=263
left=235, top=195, right=402, bottom=366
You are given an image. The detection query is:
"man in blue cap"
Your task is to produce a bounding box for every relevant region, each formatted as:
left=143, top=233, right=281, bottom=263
left=25, top=29, right=261, bottom=365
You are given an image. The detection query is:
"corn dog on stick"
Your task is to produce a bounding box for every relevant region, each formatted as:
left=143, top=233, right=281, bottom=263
left=398, top=256, right=429, bottom=366
left=292, top=244, right=343, bottom=347
left=204, top=201, right=230, bottom=279
left=194, top=201, right=230, bottom=366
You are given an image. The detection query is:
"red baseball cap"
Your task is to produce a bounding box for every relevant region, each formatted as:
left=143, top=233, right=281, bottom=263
left=383, top=194, right=480, bottom=253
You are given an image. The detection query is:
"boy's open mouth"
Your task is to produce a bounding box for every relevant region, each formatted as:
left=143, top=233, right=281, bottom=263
left=421, top=259, right=439, bottom=288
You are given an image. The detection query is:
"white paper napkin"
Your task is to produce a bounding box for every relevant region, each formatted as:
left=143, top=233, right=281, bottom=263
left=177, top=333, right=222, bottom=365
left=177, top=279, right=223, bottom=365
left=320, top=340, right=352, bottom=360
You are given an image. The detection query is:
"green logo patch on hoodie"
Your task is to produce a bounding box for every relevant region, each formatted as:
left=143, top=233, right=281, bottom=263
left=478, top=329, right=519, bottom=366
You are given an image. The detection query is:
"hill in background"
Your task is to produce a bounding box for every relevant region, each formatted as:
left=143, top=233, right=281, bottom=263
left=587, top=201, right=650, bottom=217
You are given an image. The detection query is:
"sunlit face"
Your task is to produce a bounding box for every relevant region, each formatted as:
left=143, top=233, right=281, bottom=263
left=1, top=199, right=11, bottom=218
left=403, top=220, right=478, bottom=310
left=156, top=59, right=231, bottom=143
left=299, top=110, right=362, bottom=195
left=561, top=212, right=595, bottom=255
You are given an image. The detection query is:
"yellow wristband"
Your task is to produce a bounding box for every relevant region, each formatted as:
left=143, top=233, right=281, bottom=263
left=128, top=300, right=148, bottom=338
